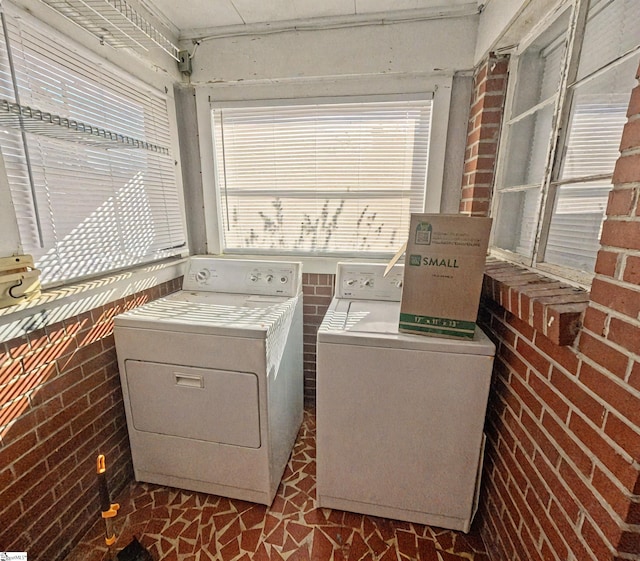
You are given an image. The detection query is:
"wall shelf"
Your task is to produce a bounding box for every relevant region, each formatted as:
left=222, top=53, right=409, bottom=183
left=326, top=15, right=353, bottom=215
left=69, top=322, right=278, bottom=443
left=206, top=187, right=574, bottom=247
left=39, top=0, right=180, bottom=61
left=0, top=98, right=170, bottom=154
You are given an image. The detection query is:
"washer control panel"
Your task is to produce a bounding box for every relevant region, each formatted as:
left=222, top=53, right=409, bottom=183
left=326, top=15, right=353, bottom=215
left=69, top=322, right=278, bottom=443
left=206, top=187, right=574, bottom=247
left=183, top=257, right=301, bottom=297
left=336, top=262, right=404, bottom=301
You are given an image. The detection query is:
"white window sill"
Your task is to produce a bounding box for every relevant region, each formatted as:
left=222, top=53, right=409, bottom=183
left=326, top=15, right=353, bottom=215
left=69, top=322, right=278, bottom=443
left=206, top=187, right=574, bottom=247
left=213, top=253, right=396, bottom=275
left=0, top=257, right=188, bottom=344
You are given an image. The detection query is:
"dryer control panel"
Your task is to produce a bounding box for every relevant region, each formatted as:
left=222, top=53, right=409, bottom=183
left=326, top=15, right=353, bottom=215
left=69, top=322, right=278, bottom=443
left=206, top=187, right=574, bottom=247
left=183, top=257, right=302, bottom=297
left=336, top=262, right=404, bottom=301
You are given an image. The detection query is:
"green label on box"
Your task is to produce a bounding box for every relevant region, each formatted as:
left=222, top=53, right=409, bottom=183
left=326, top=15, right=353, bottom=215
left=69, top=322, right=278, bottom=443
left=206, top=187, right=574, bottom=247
left=399, top=313, right=476, bottom=338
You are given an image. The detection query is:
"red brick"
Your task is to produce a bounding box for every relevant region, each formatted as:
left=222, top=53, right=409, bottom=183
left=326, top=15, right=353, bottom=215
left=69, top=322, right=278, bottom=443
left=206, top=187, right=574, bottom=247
left=0, top=397, right=31, bottom=432
left=618, top=529, right=640, bottom=554
left=550, top=367, right=605, bottom=425
left=516, top=338, right=551, bottom=377
left=578, top=332, right=629, bottom=379
left=7, top=336, right=30, bottom=359
left=582, top=306, right=607, bottom=337
left=607, top=316, right=640, bottom=355
left=0, top=358, right=25, bottom=386
left=559, top=459, right=621, bottom=544
left=464, top=155, right=497, bottom=174
left=535, top=332, right=579, bottom=373
left=607, top=188, right=636, bottom=216
left=569, top=412, right=638, bottom=491
left=548, top=499, right=589, bottom=560
left=620, top=117, right=640, bottom=151
left=613, top=152, right=640, bottom=184
left=522, top=409, right=561, bottom=465
left=579, top=362, right=640, bottom=428
left=544, top=303, right=586, bottom=346
left=467, top=171, right=495, bottom=186
left=461, top=186, right=491, bottom=200
left=626, top=84, right=640, bottom=118
left=530, top=370, right=570, bottom=420
left=623, top=255, right=640, bottom=284
left=594, top=249, right=620, bottom=277
left=534, top=454, right=580, bottom=522
left=604, top=412, right=640, bottom=464
left=582, top=518, right=617, bottom=560
left=630, top=361, right=640, bottom=391
left=512, top=375, right=544, bottom=418
left=501, top=345, right=528, bottom=379
left=547, top=414, right=593, bottom=477
left=590, top=277, right=640, bottom=319
left=2, top=429, right=37, bottom=466
left=600, top=219, right=640, bottom=250
left=592, top=465, right=635, bottom=521
left=627, top=500, right=640, bottom=525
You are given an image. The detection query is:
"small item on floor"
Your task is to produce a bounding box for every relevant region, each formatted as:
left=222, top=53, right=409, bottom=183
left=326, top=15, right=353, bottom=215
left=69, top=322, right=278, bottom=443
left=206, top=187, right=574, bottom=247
left=96, top=454, right=120, bottom=547
left=116, top=537, right=154, bottom=561
left=96, top=454, right=154, bottom=560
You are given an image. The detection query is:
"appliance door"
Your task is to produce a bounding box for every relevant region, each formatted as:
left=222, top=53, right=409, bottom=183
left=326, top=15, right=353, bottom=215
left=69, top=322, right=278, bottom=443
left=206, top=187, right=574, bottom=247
left=125, top=360, right=261, bottom=448
left=317, top=342, right=493, bottom=520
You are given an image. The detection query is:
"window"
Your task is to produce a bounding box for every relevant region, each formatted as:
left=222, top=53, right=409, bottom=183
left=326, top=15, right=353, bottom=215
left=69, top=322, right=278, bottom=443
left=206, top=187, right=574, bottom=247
left=492, top=0, right=640, bottom=282
left=0, top=8, right=186, bottom=287
left=211, top=97, right=432, bottom=257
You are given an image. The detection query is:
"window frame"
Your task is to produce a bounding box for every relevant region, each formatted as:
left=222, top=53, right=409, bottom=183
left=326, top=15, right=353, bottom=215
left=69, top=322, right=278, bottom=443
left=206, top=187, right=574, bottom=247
left=0, top=1, right=189, bottom=289
left=490, top=0, right=639, bottom=287
left=195, top=76, right=455, bottom=268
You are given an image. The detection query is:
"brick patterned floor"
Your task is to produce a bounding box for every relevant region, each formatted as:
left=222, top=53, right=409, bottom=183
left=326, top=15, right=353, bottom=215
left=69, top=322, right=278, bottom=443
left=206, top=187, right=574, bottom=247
left=65, top=409, right=489, bottom=561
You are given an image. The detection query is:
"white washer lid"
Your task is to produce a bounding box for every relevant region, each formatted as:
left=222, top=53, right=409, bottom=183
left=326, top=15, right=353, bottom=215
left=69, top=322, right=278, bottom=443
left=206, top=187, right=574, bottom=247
left=318, top=298, right=495, bottom=355
left=114, top=290, right=296, bottom=339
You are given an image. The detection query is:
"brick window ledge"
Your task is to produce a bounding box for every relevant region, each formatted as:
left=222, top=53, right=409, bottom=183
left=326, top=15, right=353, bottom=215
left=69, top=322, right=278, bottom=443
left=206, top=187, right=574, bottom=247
left=482, top=258, right=589, bottom=346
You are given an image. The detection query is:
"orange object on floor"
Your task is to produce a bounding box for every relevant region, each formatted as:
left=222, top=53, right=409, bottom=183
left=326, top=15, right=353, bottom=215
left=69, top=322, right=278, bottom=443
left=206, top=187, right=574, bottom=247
left=68, top=409, right=490, bottom=561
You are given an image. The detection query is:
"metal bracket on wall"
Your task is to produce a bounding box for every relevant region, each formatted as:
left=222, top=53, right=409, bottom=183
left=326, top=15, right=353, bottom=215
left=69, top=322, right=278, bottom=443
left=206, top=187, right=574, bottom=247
left=0, top=255, right=41, bottom=309
left=178, top=50, right=192, bottom=75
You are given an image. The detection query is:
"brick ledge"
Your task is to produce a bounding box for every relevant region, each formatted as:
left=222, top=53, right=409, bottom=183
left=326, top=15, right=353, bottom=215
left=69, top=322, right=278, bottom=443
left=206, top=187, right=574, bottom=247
left=482, top=258, right=589, bottom=346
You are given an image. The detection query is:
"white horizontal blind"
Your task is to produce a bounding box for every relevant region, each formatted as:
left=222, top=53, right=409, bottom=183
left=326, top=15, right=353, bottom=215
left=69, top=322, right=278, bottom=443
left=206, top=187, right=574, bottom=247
left=0, top=11, right=185, bottom=285
left=212, top=99, right=432, bottom=256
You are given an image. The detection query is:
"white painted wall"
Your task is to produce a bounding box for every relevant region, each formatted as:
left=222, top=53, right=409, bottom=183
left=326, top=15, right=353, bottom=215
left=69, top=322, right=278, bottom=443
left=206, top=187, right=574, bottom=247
left=188, top=15, right=479, bottom=85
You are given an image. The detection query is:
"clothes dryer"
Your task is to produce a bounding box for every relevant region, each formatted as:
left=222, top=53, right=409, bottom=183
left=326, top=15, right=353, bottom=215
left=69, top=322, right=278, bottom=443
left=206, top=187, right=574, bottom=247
left=114, top=258, right=303, bottom=505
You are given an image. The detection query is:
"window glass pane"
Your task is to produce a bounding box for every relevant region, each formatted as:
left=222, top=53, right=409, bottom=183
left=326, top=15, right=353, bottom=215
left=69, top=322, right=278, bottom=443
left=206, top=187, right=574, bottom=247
left=213, top=100, right=432, bottom=256
left=577, top=0, right=640, bottom=81
left=502, top=103, right=554, bottom=188
left=545, top=180, right=611, bottom=271
left=0, top=13, right=186, bottom=286
left=493, top=189, right=541, bottom=257
left=560, top=53, right=640, bottom=180
left=511, top=10, right=569, bottom=116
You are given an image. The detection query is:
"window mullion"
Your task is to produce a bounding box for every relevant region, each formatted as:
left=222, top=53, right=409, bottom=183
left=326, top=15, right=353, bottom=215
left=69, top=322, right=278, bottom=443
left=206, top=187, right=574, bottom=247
left=533, top=0, right=591, bottom=267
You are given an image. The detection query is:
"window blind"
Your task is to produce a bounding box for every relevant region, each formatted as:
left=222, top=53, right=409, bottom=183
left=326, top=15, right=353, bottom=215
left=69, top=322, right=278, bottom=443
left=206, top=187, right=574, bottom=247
left=212, top=99, right=432, bottom=256
left=0, top=10, right=185, bottom=286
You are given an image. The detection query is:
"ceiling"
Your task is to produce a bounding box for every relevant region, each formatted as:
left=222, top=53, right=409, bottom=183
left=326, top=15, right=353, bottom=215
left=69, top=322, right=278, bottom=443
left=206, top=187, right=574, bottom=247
left=144, top=0, right=482, bottom=39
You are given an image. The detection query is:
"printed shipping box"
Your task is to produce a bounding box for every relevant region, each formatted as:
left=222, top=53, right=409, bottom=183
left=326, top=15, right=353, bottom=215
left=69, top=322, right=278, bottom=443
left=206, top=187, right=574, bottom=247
left=399, top=214, right=491, bottom=339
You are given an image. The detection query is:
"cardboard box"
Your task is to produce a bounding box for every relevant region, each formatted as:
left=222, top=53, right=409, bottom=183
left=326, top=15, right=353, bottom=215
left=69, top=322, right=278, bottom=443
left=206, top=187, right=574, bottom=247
left=399, top=214, right=491, bottom=339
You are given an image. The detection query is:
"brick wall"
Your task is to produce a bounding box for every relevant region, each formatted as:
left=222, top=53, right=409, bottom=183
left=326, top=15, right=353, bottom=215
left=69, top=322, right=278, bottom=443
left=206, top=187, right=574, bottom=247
left=302, top=273, right=335, bottom=405
left=0, top=277, right=181, bottom=561
left=459, top=53, right=509, bottom=216
left=466, top=55, right=640, bottom=561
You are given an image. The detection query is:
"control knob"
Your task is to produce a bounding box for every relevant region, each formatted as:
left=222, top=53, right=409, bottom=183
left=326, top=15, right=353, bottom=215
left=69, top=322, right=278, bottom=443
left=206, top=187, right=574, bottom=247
left=195, top=269, right=210, bottom=283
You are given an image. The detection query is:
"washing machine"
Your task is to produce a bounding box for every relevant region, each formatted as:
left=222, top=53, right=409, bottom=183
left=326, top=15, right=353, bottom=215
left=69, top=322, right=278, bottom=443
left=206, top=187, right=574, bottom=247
left=113, top=257, right=303, bottom=505
left=316, top=262, right=495, bottom=532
